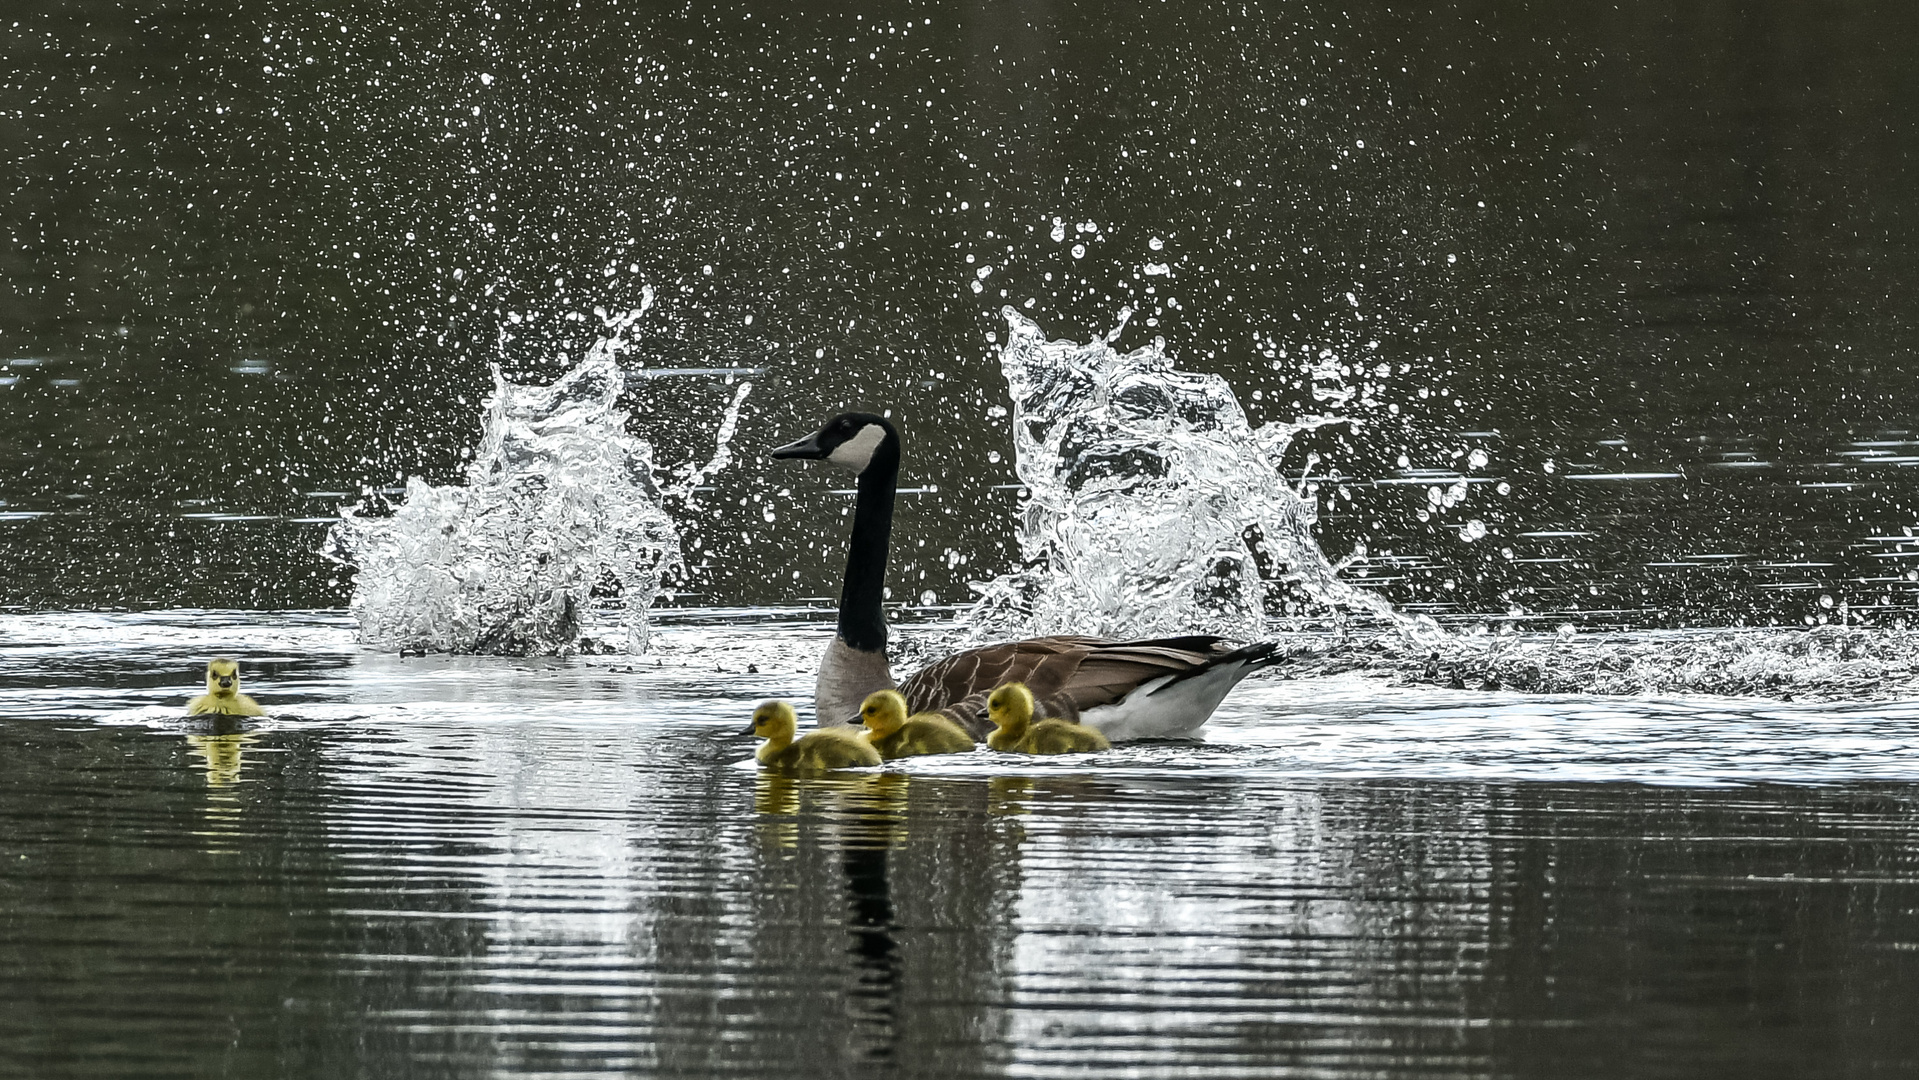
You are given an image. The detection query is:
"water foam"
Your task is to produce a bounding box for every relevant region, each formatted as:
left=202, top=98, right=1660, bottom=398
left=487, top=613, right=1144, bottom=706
left=326, top=308, right=749, bottom=656
left=969, top=309, right=1419, bottom=642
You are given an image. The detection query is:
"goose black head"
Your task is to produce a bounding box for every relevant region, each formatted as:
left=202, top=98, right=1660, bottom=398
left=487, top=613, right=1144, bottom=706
left=770, top=412, right=898, bottom=476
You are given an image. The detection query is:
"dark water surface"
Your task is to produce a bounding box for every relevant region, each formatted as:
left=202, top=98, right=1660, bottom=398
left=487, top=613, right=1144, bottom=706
left=12, top=3, right=1919, bottom=1075
left=8, top=1, right=1919, bottom=624
left=5, top=613, right=1919, bottom=1078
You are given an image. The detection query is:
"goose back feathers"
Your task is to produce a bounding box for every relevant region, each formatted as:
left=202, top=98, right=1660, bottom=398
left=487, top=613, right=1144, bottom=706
left=900, top=636, right=1283, bottom=740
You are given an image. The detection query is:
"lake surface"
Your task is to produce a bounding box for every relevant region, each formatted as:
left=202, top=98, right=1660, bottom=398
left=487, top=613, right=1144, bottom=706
left=11, top=1, right=1919, bottom=1075
left=9, top=0, right=1919, bottom=626
left=6, top=612, right=1919, bottom=1078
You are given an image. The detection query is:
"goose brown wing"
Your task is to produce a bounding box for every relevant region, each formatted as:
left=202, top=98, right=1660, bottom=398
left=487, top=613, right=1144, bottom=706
left=898, top=634, right=1234, bottom=737
left=897, top=636, right=1088, bottom=703
left=896, top=636, right=1098, bottom=737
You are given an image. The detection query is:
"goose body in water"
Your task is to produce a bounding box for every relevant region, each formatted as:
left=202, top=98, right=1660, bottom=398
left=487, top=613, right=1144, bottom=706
left=771, top=411, right=1284, bottom=740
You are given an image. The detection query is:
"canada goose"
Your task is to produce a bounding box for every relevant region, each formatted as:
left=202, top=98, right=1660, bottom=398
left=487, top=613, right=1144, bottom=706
left=771, top=411, right=1285, bottom=739
left=858, top=689, right=976, bottom=759
left=986, top=681, right=1111, bottom=754
left=748, top=699, right=882, bottom=772
left=186, top=659, right=266, bottom=717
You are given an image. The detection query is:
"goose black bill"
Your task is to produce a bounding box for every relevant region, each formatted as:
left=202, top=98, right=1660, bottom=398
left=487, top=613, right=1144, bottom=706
left=769, top=429, right=827, bottom=460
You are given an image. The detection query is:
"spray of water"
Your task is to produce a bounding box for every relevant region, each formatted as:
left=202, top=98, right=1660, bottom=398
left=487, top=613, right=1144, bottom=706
left=968, top=308, right=1424, bottom=642
left=326, top=305, right=752, bottom=656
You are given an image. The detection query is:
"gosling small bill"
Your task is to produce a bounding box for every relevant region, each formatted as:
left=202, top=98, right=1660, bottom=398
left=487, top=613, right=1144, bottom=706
left=187, top=659, right=266, bottom=717
left=748, top=700, right=881, bottom=773
left=986, top=681, right=1110, bottom=755
left=858, top=689, right=975, bottom=759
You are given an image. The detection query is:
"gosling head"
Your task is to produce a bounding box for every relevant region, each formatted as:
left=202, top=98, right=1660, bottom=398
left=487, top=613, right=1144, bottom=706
left=986, top=682, right=1035, bottom=731
left=859, top=689, right=909, bottom=737
left=770, top=411, right=899, bottom=477
left=205, top=658, right=242, bottom=697
left=746, top=700, right=799, bottom=741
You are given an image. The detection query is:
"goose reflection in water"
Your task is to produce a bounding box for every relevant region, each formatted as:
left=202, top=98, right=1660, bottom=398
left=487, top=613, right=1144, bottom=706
left=752, top=772, right=910, bottom=1063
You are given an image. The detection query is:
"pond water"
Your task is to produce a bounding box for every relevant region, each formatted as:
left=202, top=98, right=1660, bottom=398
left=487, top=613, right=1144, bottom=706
left=11, top=0, right=1919, bottom=1075
left=6, top=612, right=1919, bottom=1078
left=9, top=0, right=1919, bottom=626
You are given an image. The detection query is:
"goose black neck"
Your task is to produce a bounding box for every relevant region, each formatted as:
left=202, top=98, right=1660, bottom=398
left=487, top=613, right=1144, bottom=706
left=838, top=439, right=898, bottom=653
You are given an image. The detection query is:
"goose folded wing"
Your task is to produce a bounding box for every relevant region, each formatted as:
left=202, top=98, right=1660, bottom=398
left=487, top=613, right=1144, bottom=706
left=897, top=636, right=1098, bottom=735
left=899, top=634, right=1235, bottom=734
left=1054, top=639, right=1235, bottom=712
left=898, top=637, right=1092, bottom=707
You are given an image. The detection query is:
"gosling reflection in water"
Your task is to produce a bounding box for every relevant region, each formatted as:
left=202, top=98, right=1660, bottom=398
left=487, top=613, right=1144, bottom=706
left=751, top=771, right=909, bottom=1063
left=186, top=730, right=256, bottom=789
left=751, top=772, right=910, bottom=848
left=185, top=728, right=258, bottom=848
left=988, top=774, right=1036, bottom=818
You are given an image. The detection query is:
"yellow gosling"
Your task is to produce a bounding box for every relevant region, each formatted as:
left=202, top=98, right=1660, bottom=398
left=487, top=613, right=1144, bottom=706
left=187, top=659, right=266, bottom=717
left=858, top=690, right=975, bottom=759
left=748, top=700, right=881, bottom=773
left=985, top=682, right=1111, bottom=755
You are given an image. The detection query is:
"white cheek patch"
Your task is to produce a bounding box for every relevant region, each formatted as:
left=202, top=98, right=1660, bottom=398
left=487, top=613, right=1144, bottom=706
left=827, top=424, right=887, bottom=473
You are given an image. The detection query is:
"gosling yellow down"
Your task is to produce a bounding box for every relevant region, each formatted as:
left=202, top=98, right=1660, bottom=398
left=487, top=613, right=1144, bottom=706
left=748, top=700, right=881, bottom=773
left=187, top=659, right=266, bottom=717
left=858, top=689, right=975, bottom=759
left=986, top=682, right=1110, bottom=755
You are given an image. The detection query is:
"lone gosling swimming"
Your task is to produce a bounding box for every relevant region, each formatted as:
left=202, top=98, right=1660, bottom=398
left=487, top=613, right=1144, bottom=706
left=986, top=682, right=1111, bottom=755
left=748, top=700, right=881, bottom=773
left=858, top=689, right=975, bottom=759
left=187, top=659, right=266, bottom=717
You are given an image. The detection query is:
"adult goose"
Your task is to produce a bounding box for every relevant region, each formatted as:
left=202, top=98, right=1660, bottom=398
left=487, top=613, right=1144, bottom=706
left=771, top=410, right=1285, bottom=741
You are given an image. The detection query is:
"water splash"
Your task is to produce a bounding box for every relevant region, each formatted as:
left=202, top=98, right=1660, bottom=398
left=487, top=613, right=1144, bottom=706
left=1370, top=625, right=1919, bottom=700
left=969, top=309, right=1421, bottom=642
left=326, top=308, right=751, bottom=656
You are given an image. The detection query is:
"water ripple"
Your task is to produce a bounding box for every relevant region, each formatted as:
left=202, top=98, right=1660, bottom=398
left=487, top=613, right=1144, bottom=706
left=6, top=612, right=1919, bottom=1077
